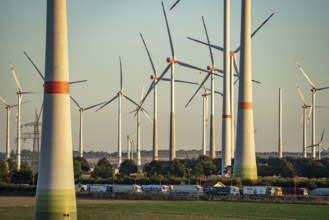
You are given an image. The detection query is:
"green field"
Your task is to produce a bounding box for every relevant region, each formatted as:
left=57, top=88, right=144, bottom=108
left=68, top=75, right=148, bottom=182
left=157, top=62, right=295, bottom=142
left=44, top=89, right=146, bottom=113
left=1, top=200, right=328, bottom=220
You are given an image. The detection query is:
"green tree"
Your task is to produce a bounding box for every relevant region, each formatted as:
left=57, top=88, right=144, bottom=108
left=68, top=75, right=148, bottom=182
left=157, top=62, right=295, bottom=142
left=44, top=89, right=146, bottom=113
left=73, top=159, right=82, bottom=182
left=197, top=155, right=217, bottom=176
left=279, top=159, right=296, bottom=177
left=119, top=159, right=138, bottom=176
left=11, top=163, right=33, bottom=184
left=0, top=159, right=9, bottom=183
left=91, top=157, right=113, bottom=179
left=74, top=157, right=90, bottom=173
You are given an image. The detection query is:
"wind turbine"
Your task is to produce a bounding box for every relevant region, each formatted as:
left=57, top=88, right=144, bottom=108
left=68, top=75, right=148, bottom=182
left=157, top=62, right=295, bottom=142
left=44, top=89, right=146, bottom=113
left=9, top=64, right=34, bottom=171
left=296, top=61, right=329, bottom=159
left=187, top=12, right=273, bottom=160
left=0, top=96, right=18, bottom=160
left=70, top=97, right=105, bottom=158
left=96, top=57, right=141, bottom=167
left=126, top=83, right=152, bottom=167
left=296, top=83, right=311, bottom=158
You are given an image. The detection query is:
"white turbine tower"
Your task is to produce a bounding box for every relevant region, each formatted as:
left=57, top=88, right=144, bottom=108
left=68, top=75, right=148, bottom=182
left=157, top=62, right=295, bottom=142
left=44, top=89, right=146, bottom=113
left=296, top=61, right=329, bottom=159
left=234, top=0, right=257, bottom=179
left=296, top=83, right=311, bottom=158
left=71, top=97, right=105, bottom=158
left=97, top=57, right=141, bottom=167
left=278, top=88, right=283, bottom=158
left=35, top=0, right=77, bottom=218
left=0, top=96, right=17, bottom=160
left=9, top=64, right=24, bottom=171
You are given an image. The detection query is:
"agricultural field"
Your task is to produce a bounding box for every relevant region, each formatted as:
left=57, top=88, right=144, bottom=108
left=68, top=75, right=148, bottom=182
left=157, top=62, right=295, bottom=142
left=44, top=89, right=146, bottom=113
left=0, top=197, right=328, bottom=220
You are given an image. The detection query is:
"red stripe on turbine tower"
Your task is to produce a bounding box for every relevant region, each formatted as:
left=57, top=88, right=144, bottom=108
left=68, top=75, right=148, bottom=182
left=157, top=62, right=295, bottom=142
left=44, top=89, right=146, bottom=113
left=44, top=81, right=70, bottom=94
left=223, top=115, right=231, bottom=118
left=238, top=102, right=253, bottom=109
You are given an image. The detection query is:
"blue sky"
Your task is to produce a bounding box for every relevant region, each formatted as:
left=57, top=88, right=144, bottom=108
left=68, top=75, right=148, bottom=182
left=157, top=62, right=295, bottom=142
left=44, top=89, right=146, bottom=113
left=0, top=0, right=329, bottom=155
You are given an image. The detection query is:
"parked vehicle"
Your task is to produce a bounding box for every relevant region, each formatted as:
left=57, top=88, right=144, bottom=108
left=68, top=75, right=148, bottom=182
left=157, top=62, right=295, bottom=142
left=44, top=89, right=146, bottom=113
left=142, top=185, right=170, bottom=193
left=310, top=188, right=329, bottom=196
left=111, top=184, right=142, bottom=193
left=171, top=185, right=204, bottom=195
left=207, top=186, right=240, bottom=196
left=282, top=187, right=308, bottom=196
left=242, top=186, right=282, bottom=196
left=89, top=184, right=111, bottom=193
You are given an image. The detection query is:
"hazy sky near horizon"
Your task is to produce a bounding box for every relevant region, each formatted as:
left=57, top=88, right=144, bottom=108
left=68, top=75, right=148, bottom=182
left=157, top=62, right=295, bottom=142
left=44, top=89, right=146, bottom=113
left=0, top=0, right=329, bottom=156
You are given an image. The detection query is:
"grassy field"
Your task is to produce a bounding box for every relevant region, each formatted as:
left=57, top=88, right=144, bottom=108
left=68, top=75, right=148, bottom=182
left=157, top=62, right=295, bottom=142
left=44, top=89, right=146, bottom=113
left=1, top=200, right=328, bottom=220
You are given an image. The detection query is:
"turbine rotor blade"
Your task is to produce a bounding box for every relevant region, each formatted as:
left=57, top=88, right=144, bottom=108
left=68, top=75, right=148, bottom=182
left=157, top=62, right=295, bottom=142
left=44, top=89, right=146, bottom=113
left=70, top=96, right=81, bottom=109
left=119, top=56, right=123, bottom=91
left=84, top=102, right=107, bottom=111
left=123, top=94, right=148, bottom=113
left=140, top=33, right=157, bottom=75
left=185, top=73, right=211, bottom=107
left=295, top=60, right=316, bottom=88
left=0, top=96, right=9, bottom=105
left=175, top=79, right=198, bottom=85
left=169, top=0, right=181, bottom=10
left=10, top=64, right=23, bottom=92
left=142, top=109, right=153, bottom=123
left=69, top=80, right=87, bottom=84
left=23, top=51, right=45, bottom=81
left=187, top=37, right=224, bottom=52
left=96, top=95, right=118, bottom=112
left=162, top=1, right=175, bottom=57
left=202, top=16, right=214, bottom=66
left=38, top=102, right=44, bottom=122
left=142, top=81, right=155, bottom=105
left=176, top=60, right=208, bottom=73
left=234, top=12, right=275, bottom=53
left=296, top=82, right=307, bottom=105
left=320, top=129, right=325, bottom=143
left=317, top=86, right=329, bottom=91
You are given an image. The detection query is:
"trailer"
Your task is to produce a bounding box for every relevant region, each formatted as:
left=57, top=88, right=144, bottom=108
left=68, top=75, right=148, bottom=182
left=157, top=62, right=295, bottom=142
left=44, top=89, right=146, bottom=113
left=111, top=184, right=142, bottom=193
left=242, top=186, right=282, bottom=196
left=89, top=185, right=111, bottom=193
left=207, top=186, right=240, bottom=195
left=282, top=187, right=308, bottom=196
left=142, top=185, right=170, bottom=193
left=171, top=185, right=204, bottom=195
left=310, top=188, right=329, bottom=196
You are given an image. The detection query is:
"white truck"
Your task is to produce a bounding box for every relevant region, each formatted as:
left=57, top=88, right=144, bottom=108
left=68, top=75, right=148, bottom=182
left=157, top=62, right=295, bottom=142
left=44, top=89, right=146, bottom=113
left=171, top=185, right=204, bottom=195
left=142, top=185, right=170, bottom=193
left=89, top=184, right=111, bottom=193
left=110, top=184, right=142, bottom=193
left=207, top=186, right=240, bottom=195
left=242, top=186, right=282, bottom=196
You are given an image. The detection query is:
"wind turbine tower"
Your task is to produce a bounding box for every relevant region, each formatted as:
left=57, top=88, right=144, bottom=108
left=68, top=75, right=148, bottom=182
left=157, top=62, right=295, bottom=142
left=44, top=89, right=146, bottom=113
left=234, top=0, right=258, bottom=179
left=9, top=65, right=23, bottom=171
left=278, top=88, right=283, bottom=158
left=34, top=0, right=77, bottom=219
left=0, top=96, right=14, bottom=160
left=222, top=0, right=232, bottom=176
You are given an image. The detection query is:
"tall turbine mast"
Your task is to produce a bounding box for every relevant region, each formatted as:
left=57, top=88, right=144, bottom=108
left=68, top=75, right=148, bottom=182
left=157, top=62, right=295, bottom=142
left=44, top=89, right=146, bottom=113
left=9, top=64, right=23, bottom=171
left=278, top=88, right=283, bottom=158
left=34, top=0, right=77, bottom=219
left=234, top=0, right=257, bottom=179
left=222, top=0, right=232, bottom=176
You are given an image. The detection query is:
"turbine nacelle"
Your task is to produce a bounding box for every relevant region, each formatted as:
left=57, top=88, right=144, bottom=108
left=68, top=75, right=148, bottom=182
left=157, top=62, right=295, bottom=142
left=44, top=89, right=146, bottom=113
left=166, top=57, right=177, bottom=63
